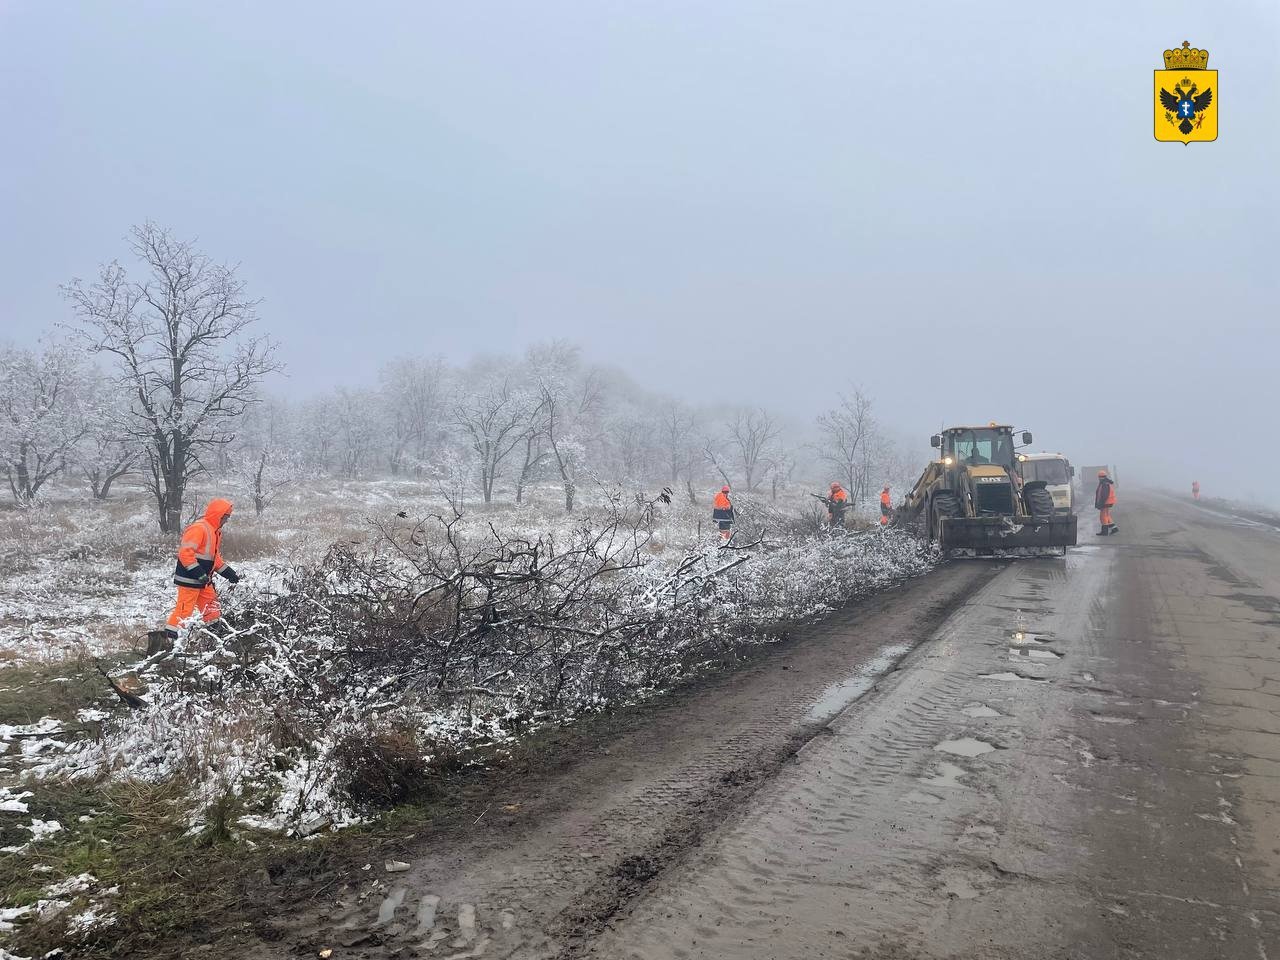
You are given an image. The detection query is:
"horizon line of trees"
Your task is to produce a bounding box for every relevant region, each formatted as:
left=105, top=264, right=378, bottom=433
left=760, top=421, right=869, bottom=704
left=1, top=224, right=915, bottom=527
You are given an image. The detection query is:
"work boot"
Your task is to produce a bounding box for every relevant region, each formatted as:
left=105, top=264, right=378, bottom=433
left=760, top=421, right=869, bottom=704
left=1096, top=529, right=1107, bottom=536
left=1109, top=525, right=1119, bottom=535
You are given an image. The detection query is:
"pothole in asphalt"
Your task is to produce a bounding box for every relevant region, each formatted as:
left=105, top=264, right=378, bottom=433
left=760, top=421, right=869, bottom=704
left=1009, top=647, right=1062, bottom=660
left=936, top=867, right=987, bottom=900
left=806, top=643, right=912, bottom=720
left=1088, top=712, right=1137, bottom=725
left=1008, top=629, right=1053, bottom=644
left=961, top=704, right=1002, bottom=718
left=920, top=761, right=968, bottom=788
left=935, top=737, right=996, bottom=758
left=979, top=671, right=1048, bottom=683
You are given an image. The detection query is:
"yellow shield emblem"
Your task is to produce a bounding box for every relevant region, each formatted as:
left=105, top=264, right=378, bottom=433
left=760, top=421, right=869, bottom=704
left=1155, top=41, right=1216, bottom=143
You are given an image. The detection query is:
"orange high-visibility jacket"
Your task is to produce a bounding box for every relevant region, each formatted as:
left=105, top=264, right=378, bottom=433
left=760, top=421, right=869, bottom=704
left=1094, top=478, right=1116, bottom=511
left=879, top=489, right=891, bottom=508
left=173, top=499, right=233, bottom=587
left=830, top=487, right=848, bottom=504
left=712, top=491, right=734, bottom=521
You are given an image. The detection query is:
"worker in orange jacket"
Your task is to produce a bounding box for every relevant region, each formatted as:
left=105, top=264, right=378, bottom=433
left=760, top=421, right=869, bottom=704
left=712, top=485, right=735, bottom=540
left=827, top=482, right=849, bottom=527
left=879, top=485, right=892, bottom=526
left=165, top=498, right=240, bottom=642
left=1094, top=470, right=1117, bottom=536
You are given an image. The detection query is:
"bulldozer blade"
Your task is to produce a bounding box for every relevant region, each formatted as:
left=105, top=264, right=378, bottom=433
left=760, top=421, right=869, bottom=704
left=939, top=515, right=1077, bottom=554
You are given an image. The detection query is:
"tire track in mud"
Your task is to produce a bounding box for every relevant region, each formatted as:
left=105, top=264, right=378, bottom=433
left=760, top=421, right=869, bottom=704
left=580, top=542, right=1108, bottom=960
left=582, top=497, right=1280, bottom=960
left=253, top=562, right=1004, bottom=960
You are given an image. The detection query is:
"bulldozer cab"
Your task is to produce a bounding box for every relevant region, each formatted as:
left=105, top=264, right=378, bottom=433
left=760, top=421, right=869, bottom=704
left=933, top=426, right=1022, bottom=468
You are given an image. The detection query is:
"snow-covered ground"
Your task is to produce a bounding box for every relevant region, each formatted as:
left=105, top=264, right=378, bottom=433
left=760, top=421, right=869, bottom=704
left=0, top=476, right=934, bottom=955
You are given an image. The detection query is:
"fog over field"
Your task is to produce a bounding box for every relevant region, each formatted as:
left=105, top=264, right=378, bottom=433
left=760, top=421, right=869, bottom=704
left=2, top=0, right=1277, bottom=500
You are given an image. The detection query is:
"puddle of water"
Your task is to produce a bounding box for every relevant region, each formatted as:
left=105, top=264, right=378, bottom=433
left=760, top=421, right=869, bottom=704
left=806, top=643, right=913, bottom=720
left=1007, top=626, right=1054, bottom=645
left=961, top=704, right=1001, bottom=718
left=979, top=671, right=1048, bottom=683
left=376, top=886, right=407, bottom=926
left=1009, top=647, right=1062, bottom=660
left=921, top=761, right=968, bottom=788
left=935, top=737, right=996, bottom=758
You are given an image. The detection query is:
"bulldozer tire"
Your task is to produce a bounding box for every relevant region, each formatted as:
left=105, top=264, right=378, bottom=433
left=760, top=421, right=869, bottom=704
left=931, top=492, right=961, bottom=541
left=1025, top=485, right=1055, bottom=521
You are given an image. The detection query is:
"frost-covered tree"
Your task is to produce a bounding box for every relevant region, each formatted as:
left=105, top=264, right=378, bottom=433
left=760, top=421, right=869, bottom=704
left=329, top=388, right=383, bottom=479
left=451, top=369, right=531, bottom=504
left=64, top=223, right=280, bottom=532
left=610, top=413, right=655, bottom=486
left=514, top=405, right=549, bottom=506
left=816, top=387, right=875, bottom=500
left=0, top=341, right=86, bottom=504
left=295, top=395, right=337, bottom=476
left=528, top=342, right=605, bottom=513
left=77, top=371, right=142, bottom=500
left=380, top=355, right=448, bottom=473
left=659, top=401, right=702, bottom=503
left=724, top=407, right=780, bottom=492
left=231, top=396, right=298, bottom=515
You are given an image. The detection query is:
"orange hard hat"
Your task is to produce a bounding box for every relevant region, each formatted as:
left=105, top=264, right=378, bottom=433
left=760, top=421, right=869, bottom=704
left=830, top=482, right=840, bottom=491
left=721, top=485, right=730, bottom=493
left=1097, top=469, right=1107, bottom=477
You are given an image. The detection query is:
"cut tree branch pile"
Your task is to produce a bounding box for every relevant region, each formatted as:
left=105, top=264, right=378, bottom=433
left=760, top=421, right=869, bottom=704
left=39, top=492, right=935, bottom=832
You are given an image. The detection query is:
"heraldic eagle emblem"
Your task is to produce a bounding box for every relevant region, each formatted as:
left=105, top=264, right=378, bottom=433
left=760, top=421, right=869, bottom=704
left=1155, top=41, right=1217, bottom=143
left=1160, top=80, right=1212, bottom=136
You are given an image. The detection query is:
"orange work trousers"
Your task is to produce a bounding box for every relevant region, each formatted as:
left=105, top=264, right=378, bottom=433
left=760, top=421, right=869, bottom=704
left=166, top=584, right=220, bottom=635
left=1099, top=507, right=1114, bottom=528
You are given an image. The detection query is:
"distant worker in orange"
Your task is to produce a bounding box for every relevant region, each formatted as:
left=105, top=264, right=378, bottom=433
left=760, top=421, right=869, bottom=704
left=879, top=485, right=892, bottom=526
left=827, top=482, right=849, bottom=528
left=712, top=485, right=735, bottom=540
left=1094, top=470, right=1118, bottom=536
left=165, top=498, right=240, bottom=643
left=1192, top=480, right=1200, bottom=500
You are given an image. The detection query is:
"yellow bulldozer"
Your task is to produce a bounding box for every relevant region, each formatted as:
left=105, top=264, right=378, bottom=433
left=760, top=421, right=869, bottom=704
left=898, top=423, right=1077, bottom=555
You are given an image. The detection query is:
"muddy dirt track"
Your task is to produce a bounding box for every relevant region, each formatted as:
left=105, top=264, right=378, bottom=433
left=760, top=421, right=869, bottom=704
left=258, top=492, right=1280, bottom=960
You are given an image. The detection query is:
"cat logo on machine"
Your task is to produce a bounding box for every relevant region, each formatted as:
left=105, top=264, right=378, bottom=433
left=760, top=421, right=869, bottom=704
left=1155, top=41, right=1216, bottom=144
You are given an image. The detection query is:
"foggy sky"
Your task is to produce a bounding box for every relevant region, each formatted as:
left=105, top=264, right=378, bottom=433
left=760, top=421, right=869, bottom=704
left=2, top=1, right=1277, bottom=501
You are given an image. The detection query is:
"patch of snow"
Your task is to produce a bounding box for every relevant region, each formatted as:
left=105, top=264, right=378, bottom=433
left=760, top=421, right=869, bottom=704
left=65, top=906, right=117, bottom=936
left=27, top=818, right=63, bottom=841
left=0, top=904, right=33, bottom=931
left=0, top=788, right=32, bottom=813
left=41, top=873, right=96, bottom=899
left=0, top=719, right=64, bottom=740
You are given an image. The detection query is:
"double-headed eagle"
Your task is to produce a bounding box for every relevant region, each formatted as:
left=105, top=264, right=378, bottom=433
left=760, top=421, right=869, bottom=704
left=1160, top=80, right=1213, bottom=135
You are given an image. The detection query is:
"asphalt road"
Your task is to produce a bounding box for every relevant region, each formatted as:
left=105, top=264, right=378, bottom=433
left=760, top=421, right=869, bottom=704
left=270, top=492, right=1280, bottom=960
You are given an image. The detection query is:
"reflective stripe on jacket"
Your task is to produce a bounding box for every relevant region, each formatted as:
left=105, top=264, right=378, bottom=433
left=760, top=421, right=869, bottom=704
left=172, top=499, right=232, bottom=586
